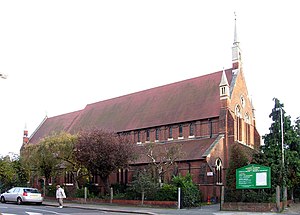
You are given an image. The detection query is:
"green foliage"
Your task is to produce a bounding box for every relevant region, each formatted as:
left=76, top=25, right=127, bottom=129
left=253, top=98, right=300, bottom=193
left=75, top=187, right=85, bottom=198
left=111, top=183, right=127, bottom=194
left=155, top=184, right=177, bottom=201
left=46, top=184, right=57, bottom=197
left=21, top=139, right=60, bottom=183
left=224, top=144, right=253, bottom=202
left=0, top=155, right=29, bottom=191
left=11, top=157, right=29, bottom=186
left=74, top=186, right=103, bottom=199
left=171, top=174, right=201, bottom=208
left=226, top=145, right=249, bottom=190
left=0, top=156, right=16, bottom=190
left=125, top=169, right=159, bottom=200
left=125, top=171, right=201, bottom=207
left=225, top=188, right=275, bottom=203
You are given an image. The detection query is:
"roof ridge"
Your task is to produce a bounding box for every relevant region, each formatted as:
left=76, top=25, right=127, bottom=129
left=202, top=134, right=224, bottom=158
left=46, top=109, right=82, bottom=119
left=86, top=69, right=231, bottom=107
left=28, top=116, right=48, bottom=142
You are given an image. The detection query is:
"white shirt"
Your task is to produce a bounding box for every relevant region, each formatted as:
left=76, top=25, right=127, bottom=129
left=56, top=187, right=66, bottom=199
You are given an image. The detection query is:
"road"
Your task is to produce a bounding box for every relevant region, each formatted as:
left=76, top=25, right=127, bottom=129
left=0, top=203, right=133, bottom=215
left=2, top=201, right=300, bottom=215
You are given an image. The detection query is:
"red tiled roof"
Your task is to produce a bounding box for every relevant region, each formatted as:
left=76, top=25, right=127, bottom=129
left=69, top=70, right=232, bottom=133
left=29, top=110, right=81, bottom=144
left=29, top=69, right=232, bottom=144
left=131, top=137, right=218, bottom=165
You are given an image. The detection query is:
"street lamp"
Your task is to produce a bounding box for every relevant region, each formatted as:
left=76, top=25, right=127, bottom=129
left=0, top=72, right=7, bottom=79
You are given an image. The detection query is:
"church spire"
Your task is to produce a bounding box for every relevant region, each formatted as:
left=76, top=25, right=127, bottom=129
left=232, top=12, right=242, bottom=70
left=233, top=12, right=239, bottom=46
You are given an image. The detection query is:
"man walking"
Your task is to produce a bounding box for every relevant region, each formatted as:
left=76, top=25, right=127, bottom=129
left=56, top=185, right=66, bottom=208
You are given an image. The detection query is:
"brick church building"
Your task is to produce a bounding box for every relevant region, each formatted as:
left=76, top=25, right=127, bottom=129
left=22, top=19, right=260, bottom=200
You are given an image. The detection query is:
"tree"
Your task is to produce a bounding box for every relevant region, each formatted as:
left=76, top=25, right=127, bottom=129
left=146, top=142, right=183, bottom=187
left=0, top=156, right=15, bottom=191
left=171, top=174, right=201, bottom=208
left=126, top=168, right=159, bottom=202
left=21, top=139, right=60, bottom=188
left=0, top=154, right=28, bottom=191
left=75, top=129, right=137, bottom=194
left=226, top=144, right=249, bottom=190
left=46, top=132, right=88, bottom=189
left=225, top=144, right=249, bottom=202
left=253, top=98, right=300, bottom=192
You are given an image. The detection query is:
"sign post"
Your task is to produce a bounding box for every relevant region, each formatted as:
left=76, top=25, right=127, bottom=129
left=236, top=164, right=271, bottom=189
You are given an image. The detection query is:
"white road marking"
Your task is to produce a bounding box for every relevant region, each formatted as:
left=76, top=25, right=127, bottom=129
left=25, top=207, right=71, bottom=215
left=26, top=212, right=46, bottom=215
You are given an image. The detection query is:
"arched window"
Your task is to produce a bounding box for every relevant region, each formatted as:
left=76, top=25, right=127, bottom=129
left=235, top=105, right=241, bottom=117
left=137, top=131, right=141, bottom=143
left=155, top=128, right=159, bottom=141
left=189, top=123, right=195, bottom=136
left=168, top=126, right=173, bottom=139
left=179, top=124, right=183, bottom=137
left=245, top=113, right=251, bottom=145
left=215, top=158, right=223, bottom=185
left=235, top=105, right=242, bottom=141
left=245, top=113, right=250, bottom=123
left=146, top=129, right=150, bottom=141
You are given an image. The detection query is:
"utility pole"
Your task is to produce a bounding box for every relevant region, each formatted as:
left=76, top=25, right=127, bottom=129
left=276, top=107, right=284, bottom=168
left=276, top=107, right=286, bottom=209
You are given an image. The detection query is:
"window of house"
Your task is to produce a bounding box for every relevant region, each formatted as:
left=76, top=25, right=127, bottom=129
left=91, top=172, right=98, bottom=184
left=221, top=86, right=226, bottom=95
left=48, top=177, right=53, bottom=185
left=155, top=128, right=159, bottom=141
left=125, top=169, right=128, bottom=185
left=189, top=123, right=195, bottom=136
left=168, top=126, right=173, bottom=139
left=179, top=124, right=183, bottom=137
left=64, top=171, right=74, bottom=185
left=146, top=129, right=150, bottom=141
left=137, top=131, right=141, bottom=143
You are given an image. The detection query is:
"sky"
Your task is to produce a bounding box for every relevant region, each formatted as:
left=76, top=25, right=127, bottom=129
left=0, top=1, right=299, bottom=156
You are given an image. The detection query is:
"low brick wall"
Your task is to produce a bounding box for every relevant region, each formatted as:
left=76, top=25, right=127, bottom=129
left=45, top=197, right=177, bottom=208
left=222, top=202, right=278, bottom=212
left=222, top=200, right=294, bottom=212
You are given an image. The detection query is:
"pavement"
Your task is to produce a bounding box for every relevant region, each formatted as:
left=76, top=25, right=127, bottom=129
left=43, top=199, right=300, bottom=215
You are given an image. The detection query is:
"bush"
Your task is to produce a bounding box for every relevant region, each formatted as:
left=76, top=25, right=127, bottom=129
left=125, top=170, right=159, bottom=200
left=75, top=187, right=85, bottom=198
left=46, top=184, right=57, bottom=197
left=225, top=188, right=275, bottom=203
left=171, top=174, right=201, bottom=208
left=111, top=183, right=127, bottom=194
left=155, top=184, right=177, bottom=201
